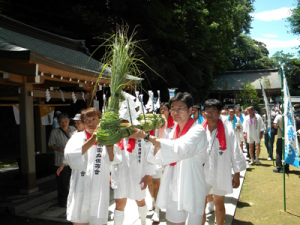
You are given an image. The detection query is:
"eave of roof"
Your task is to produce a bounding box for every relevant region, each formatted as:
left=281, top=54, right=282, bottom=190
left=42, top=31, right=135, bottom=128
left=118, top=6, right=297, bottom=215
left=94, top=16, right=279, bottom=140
left=0, top=15, right=142, bottom=82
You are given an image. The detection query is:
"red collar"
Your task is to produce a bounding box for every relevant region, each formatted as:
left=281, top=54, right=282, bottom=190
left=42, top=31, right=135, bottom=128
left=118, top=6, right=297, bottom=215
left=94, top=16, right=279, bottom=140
left=170, top=117, right=194, bottom=166
left=167, top=114, right=175, bottom=128
left=201, top=119, right=226, bottom=151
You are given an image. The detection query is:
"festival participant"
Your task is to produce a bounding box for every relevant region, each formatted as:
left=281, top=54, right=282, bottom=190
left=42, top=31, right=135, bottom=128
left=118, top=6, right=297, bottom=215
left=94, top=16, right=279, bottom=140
left=220, top=109, right=227, bottom=116
left=148, top=102, right=175, bottom=222
left=112, top=136, right=156, bottom=225
left=228, top=108, right=244, bottom=152
left=243, top=106, right=264, bottom=165
left=235, top=106, right=245, bottom=151
left=130, top=92, right=208, bottom=225
left=64, top=107, right=121, bottom=225
left=201, top=99, right=246, bottom=225
left=192, top=105, right=205, bottom=124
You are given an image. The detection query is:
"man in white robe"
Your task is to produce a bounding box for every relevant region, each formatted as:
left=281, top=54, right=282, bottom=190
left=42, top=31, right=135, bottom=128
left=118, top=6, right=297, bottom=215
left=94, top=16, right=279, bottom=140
left=111, top=137, right=156, bottom=225
left=64, top=107, right=121, bottom=225
left=201, top=99, right=246, bottom=225
left=235, top=106, right=245, bottom=151
left=243, top=106, right=264, bottom=165
left=130, top=92, right=208, bottom=225
left=228, top=108, right=244, bottom=152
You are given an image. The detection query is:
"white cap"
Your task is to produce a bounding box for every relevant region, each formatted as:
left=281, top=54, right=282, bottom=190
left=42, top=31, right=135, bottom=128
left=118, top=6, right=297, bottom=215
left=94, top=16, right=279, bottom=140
left=72, top=113, right=81, bottom=121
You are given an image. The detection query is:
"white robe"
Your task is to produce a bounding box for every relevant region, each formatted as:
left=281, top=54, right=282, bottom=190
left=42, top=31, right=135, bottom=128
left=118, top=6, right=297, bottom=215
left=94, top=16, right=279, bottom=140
left=243, top=114, right=264, bottom=143
left=152, top=123, right=176, bottom=172
left=148, top=123, right=209, bottom=215
left=64, top=131, right=122, bottom=224
left=227, top=117, right=243, bottom=144
left=111, top=138, right=156, bottom=201
left=204, top=123, right=247, bottom=195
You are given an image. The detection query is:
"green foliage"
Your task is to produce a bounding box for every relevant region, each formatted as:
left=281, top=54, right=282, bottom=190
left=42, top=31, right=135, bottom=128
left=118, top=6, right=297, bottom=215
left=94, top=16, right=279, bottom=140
left=230, top=34, right=277, bottom=70
left=0, top=0, right=255, bottom=102
left=238, top=81, right=261, bottom=113
left=271, top=51, right=300, bottom=95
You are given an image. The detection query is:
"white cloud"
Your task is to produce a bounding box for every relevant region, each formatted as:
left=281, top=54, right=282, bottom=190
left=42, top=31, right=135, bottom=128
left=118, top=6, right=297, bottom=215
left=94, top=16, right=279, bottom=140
left=255, top=38, right=300, bottom=49
left=251, top=7, right=294, bottom=21
left=262, top=34, right=278, bottom=38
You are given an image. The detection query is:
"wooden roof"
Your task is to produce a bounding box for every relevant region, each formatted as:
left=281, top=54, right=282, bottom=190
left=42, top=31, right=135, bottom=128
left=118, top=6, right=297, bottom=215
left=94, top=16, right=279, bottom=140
left=0, top=15, right=140, bottom=101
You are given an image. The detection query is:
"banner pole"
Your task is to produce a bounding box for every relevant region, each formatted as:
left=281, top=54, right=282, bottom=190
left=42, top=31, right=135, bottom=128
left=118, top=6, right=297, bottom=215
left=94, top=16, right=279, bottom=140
left=260, top=80, right=272, bottom=165
left=280, top=67, right=286, bottom=212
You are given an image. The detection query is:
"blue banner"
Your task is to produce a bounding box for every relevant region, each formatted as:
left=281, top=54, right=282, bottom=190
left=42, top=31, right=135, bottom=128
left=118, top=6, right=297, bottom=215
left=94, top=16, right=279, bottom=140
left=283, top=70, right=299, bottom=168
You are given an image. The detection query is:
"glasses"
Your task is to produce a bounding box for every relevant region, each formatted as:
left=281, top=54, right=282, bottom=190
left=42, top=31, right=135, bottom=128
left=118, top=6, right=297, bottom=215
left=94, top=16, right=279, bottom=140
left=204, top=109, right=218, bottom=114
left=170, top=107, right=187, bottom=113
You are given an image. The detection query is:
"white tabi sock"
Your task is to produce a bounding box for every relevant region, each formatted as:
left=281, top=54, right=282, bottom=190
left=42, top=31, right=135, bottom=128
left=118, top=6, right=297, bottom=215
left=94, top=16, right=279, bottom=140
left=151, top=206, right=160, bottom=222
left=138, top=205, right=148, bottom=224
left=206, top=201, right=214, bottom=214
left=114, top=209, right=124, bottom=225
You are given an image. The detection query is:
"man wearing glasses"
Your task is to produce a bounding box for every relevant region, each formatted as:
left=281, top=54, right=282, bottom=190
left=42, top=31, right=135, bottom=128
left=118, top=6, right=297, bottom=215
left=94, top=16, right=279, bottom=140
left=130, top=92, right=208, bottom=225
left=201, top=99, right=246, bottom=225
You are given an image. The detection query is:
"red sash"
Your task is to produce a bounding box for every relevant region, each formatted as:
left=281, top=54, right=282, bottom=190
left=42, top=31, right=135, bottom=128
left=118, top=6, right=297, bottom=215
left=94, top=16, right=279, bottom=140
left=116, top=138, right=135, bottom=153
left=167, top=114, right=175, bottom=128
left=170, top=117, right=195, bottom=166
left=201, top=119, right=226, bottom=151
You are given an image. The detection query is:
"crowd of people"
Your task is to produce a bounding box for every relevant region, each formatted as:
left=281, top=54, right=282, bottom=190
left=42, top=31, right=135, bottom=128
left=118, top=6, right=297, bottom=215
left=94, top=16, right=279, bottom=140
left=47, top=92, right=298, bottom=225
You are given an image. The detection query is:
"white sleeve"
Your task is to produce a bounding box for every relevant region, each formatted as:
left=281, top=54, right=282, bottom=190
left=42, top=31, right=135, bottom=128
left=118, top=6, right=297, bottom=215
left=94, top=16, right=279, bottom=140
left=64, top=133, right=87, bottom=171
left=102, top=145, right=122, bottom=165
left=143, top=141, right=157, bottom=176
left=159, top=125, right=208, bottom=166
left=274, top=115, right=280, bottom=124
left=258, top=116, right=265, bottom=132
left=229, top=129, right=247, bottom=173
left=243, top=118, right=248, bottom=134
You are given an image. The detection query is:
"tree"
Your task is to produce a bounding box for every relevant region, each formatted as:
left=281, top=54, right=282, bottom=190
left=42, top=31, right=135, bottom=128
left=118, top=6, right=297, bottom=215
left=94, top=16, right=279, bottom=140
left=271, top=51, right=300, bottom=95
left=230, top=34, right=277, bottom=70
left=0, top=0, right=255, bottom=102
left=238, top=81, right=261, bottom=113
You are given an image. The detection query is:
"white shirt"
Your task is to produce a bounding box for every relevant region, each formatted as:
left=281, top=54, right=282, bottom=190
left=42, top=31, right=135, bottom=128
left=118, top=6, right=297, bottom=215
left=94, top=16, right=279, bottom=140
left=64, top=131, right=121, bottom=224
left=148, top=123, right=209, bottom=215
left=243, top=114, right=264, bottom=143
left=111, top=138, right=156, bottom=201
left=204, top=124, right=247, bottom=194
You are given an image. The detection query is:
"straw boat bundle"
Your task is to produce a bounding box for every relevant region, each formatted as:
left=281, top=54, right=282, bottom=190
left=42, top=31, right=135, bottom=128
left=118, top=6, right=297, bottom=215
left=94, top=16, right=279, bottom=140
left=96, top=25, right=165, bottom=145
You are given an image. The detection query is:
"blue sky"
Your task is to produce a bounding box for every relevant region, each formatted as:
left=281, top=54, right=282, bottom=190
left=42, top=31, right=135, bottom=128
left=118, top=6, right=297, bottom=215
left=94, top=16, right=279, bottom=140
left=250, top=0, right=300, bottom=57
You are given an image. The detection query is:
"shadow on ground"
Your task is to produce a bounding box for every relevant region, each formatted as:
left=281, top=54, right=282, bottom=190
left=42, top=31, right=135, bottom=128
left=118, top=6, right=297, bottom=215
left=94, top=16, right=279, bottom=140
left=236, top=201, right=251, bottom=209
left=232, top=219, right=254, bottom=225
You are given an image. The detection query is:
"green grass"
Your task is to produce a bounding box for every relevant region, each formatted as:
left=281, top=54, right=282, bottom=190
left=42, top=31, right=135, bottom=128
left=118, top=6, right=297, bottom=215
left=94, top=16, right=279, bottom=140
left=0, top=159, right=17, bottom=169
left=233, top=137, right=300, bottom=225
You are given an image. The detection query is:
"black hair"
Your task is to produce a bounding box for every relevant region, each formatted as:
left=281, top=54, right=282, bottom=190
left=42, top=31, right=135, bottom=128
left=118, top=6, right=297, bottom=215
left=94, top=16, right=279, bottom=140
left=58, top=113, right=69, bottom=121
left=160, top=102, right=170, bottom=110
left=193, top=105, right=201, bottom=110
left=169, top=92, right=193, bottom=109
left=203, top=99, right=223, bottom=111
left=247, top=105, right=255, bottom=110
left=234, top=106, right=242, bottom=112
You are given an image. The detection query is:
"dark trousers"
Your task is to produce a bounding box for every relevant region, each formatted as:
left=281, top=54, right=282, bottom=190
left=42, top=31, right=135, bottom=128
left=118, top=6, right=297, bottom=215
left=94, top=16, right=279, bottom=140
left=264, top=131, right=276, bottom=158
left=276, top=138, right=289, bottom=172
left=55, top=165, right=71, bottom=206
left=246, top=142, right=256, bottom=158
